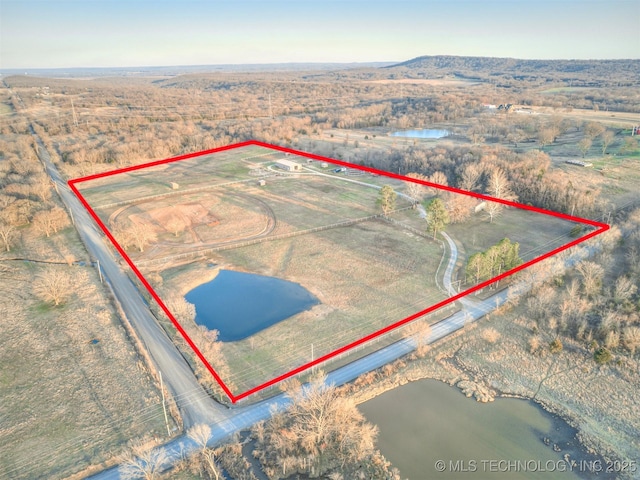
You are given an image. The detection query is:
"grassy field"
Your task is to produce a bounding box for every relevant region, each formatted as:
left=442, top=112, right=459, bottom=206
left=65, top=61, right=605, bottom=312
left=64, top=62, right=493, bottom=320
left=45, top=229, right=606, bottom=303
left=0, top=228, right=168, bottom=479
left=75, top=143, right=586, bottom=397
left=212, top=217, right=444, bottom=394
left=76, top=145, right=446, bottom=395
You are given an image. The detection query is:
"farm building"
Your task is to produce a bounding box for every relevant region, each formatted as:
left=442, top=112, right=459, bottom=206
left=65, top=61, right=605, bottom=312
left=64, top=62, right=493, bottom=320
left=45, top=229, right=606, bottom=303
left=170, top=182, right=179, bottom=190
left=257, top=179, right=266, bottom=186
left=275, top=159, right=302, bottom=171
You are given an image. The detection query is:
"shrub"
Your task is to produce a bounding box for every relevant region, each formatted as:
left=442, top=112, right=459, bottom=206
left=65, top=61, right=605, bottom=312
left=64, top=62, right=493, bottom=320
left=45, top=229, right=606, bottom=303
left=549, top=338, right=563, bottom=354
left=594, top=347, right=612, bottom=365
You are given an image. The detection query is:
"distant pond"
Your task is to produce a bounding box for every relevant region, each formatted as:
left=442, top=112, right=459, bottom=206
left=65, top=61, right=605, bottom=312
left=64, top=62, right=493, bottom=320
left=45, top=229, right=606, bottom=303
left=390, top=128, right=450, bottom=139
left=185, top=270, right=319, bottom=342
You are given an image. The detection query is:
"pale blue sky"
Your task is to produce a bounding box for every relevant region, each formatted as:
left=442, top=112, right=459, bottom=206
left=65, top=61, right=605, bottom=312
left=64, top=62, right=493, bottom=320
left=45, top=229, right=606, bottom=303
left=1, top=0, right=638, bottom=69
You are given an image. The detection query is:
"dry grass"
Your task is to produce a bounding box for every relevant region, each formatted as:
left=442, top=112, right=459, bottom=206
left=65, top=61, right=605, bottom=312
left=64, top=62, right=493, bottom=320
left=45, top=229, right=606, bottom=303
left=0, top=227, right=167, bottom=479
left=155, top=217, right=445, bottom=396
left=347, top=304, right=640, bottom=469
left=74, top=143, right=584, bottom=398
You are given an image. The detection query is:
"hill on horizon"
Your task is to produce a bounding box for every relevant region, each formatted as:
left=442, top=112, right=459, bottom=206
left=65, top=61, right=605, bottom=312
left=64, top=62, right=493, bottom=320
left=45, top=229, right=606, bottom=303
left=385, top=55, right=640, bottom=87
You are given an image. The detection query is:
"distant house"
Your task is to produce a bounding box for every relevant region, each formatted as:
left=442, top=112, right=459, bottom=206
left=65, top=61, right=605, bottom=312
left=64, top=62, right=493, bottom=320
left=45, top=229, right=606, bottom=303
left=275, top=159, right=301, bottom=172
left=320, top=162, right=329, bottom=168
left=170, top=182, right=179, bottom=190
left=257, top=179, right=266, bottom=186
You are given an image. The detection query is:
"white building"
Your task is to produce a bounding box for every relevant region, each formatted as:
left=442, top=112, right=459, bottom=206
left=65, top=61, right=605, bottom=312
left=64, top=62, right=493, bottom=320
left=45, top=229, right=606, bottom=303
left=275, top=159, right=301, bottom=172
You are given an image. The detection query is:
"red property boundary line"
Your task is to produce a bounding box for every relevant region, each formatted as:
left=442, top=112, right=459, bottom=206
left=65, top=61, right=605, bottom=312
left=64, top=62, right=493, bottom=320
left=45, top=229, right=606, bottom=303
left=68, top=140, right=609, bottom=403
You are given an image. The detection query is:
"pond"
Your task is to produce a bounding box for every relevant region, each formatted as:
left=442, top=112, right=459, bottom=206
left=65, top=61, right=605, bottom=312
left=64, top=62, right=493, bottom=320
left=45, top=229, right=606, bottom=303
left=185, top=269, right=319, bottom=342
left=390, top=128, right=450, bottom=139
left=359, top=380, right=607, bottom=479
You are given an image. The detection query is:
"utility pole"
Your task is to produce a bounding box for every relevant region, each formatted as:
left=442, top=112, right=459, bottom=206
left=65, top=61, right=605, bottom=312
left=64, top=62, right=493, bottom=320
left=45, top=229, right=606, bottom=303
left=160, top=372, right=171, bottom=436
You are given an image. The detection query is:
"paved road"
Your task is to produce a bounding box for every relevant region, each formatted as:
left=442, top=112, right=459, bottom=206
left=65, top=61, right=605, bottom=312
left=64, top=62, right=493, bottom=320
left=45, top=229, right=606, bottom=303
left=30, top=128, right=229, bottom=429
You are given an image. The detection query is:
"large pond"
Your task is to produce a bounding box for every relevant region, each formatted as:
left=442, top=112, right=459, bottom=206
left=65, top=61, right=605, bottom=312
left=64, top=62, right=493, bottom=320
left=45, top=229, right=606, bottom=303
left=359, top=380, right=607, bottom=479
left=390, top=128, right=450, bottom=139
left=185, top=270, right=319, bottom=342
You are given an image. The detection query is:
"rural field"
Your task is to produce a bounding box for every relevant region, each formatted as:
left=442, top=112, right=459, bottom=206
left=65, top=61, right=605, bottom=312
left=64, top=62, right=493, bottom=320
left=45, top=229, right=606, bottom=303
left=74, top=143, right=586, bottom=398
left=2, top=49, right=638, bottom=478
left=0, top=222, right=169, bottom=480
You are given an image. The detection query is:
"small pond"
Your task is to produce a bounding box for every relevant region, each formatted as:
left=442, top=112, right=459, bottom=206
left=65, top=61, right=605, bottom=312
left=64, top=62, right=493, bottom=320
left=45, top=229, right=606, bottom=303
left=390, top=128, right=450, bottom=139
left=185, top=270, right=319, bottom=342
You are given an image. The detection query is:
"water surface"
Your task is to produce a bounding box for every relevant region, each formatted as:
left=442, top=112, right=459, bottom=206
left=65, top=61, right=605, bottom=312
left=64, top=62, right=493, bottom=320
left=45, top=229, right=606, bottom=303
left=185, top=269, right=319, bottom=342
left=390, top=129, right=450, bottom=139
left=359, top=380, right=601, bottom=479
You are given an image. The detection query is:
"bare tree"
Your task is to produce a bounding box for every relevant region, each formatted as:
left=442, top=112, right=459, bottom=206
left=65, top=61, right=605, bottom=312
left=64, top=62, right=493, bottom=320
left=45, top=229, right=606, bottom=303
left=126, top=221, right=157, bottom=252
left=584, top=121, right=605, bottom=140
left=165, top=294, right=196, bottom=323
left=576, top=261, right=604, bottom=297
left=120, top=447, right=169, bottom=480
left=444, top=192, right=475, bottom=224
left=405, top=319, right=432, bottom=348
left=165, top=217, right=185, bottom=237
left=34, top=268, right=73, bottom=306
left=484, top=167, right=516, bottom=223
left=459, top=163, right=483, bottom=192
left=428, top=170, right=448, bottom=192
left=600, top=130, right=615, bottom=155
left=0, top=218, right=17, bottom=252
left=485, top=200, right=503, bottom=224
left=188, top=424, right=212, bottom=452
left=32, top=207, right=69, bottom=238
left=404, top=172, right=428, bottom=204
left=613, top=276, right=637, bottom=303
left=538, top=128, right=555, bottom=148
left=487, top=167, right=516, bottom=202
left=253, top=372, right=380, bottom=478
left=31, top=175, right=52, bottom=202
left=197, top=448, right=222, bottom=480
left=578, top=137, right=592, bottom=158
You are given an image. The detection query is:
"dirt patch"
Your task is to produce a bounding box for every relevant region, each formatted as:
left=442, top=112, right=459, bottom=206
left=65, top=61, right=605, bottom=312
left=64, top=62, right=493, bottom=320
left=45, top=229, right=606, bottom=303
left=142, top=202, right=220, bottom=232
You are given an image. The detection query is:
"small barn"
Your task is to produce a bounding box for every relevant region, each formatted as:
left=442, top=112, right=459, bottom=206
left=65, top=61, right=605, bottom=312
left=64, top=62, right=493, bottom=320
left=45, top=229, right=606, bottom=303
left=170, top=182, right=179, bottom=190
left=257, top=179, right=266, bottom=186
left=275, top=159, right=301, bottom=172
